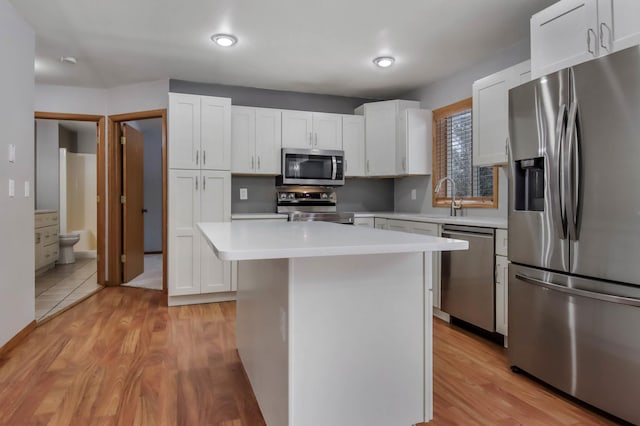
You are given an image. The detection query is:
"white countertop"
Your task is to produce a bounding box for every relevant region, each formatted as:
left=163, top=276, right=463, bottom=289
left=231, top=213, right=289, bottom=220
left=353, top=212, right=508, bottom=229
left=198, top=221, right=468, bottom=261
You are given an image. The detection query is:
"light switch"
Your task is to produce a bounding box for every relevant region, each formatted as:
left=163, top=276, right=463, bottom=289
left=8, top=144, right=15, bottom=163
left=24, top=180, right=30, bottom=197
left=411, top=189, right=417, bottom=200
left=8, top=179, right=15, bottom=197
left=240, top=188, right=248, bottom=200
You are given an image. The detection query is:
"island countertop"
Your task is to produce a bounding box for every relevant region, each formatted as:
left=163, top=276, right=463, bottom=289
left=198, top=221, right=468, bottom=261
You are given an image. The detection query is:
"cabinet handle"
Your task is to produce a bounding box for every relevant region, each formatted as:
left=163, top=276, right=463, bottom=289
left=203, top=150, right=206, bottom=165
left=251, top=156, right=255, bottom=170
left=314, top=133, right=318, bottom=146
left=402, top=157, right=406, bottom=171
left=203, top=177, right=206, bottom=191
left=309, top=133, right=313, bottom=146
left=587, top=28, right=596, bottom=56
left=195, top=176, right=198, bottom=191
left=366, top=160, right=370, bottom=173
left=599, top=22, right=611, bottom=52
left=196, top=150, right=199, bottom=165
left=257, top=156, right=261, bottom=170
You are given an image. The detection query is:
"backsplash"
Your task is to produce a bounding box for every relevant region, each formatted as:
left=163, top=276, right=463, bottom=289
left=231, top=176, right=395, bottom=214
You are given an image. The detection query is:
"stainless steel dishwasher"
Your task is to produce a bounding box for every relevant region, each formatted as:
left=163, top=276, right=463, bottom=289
left=441, top=225, right=495, bottom=332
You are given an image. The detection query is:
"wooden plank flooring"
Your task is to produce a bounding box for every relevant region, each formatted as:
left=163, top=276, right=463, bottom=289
left=0, top=287, right=618, bottom=425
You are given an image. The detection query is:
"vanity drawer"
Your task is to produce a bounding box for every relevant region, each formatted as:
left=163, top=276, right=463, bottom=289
left=35, top=212, right=59, bottom=228
left=41, top=225, right=58, bottom=246
left=43, top=244, right=59, bottom=264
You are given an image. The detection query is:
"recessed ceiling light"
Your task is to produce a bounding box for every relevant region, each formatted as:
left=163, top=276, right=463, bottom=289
left=59, top=56, right=77, bottom=65
left=210, top=33, right=238, bottom=47
left=373, top=56, right=395, bottom=68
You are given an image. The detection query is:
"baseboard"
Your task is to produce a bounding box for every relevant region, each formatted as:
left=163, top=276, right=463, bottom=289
left=168, top=291, right=236, bottom=307
left=433, top=308, right=450, bottom=322
left=0, top=320, right=37, bottom=357
left=75, top=250, right=97, bottom=259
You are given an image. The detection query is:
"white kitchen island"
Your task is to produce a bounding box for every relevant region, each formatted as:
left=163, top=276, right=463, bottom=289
left=198, top=221, right=467, bottom=426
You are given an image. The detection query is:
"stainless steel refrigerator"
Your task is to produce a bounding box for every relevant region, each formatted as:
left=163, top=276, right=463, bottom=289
left=508, top=45, right=640, bottom=425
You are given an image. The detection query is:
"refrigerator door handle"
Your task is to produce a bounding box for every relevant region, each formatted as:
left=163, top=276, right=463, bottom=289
left=515, top=274, right=640, bottom=307
left=565, top=100, right=581, bottom=240
left=553, top=102, right=567, bottom=239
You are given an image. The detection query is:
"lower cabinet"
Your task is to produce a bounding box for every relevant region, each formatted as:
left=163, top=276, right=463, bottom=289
left=384, top=219, right=442, bottom=309
left=168, top=169, right=231, bottom=298
left=495, top=228, right=509, bottom=337
left=353, top=217, right=374, bottom=227
left=35, top=211, right=59, bottom=272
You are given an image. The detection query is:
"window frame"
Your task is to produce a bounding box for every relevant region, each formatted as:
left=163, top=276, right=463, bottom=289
left=431, top=97, right=498, bottom=209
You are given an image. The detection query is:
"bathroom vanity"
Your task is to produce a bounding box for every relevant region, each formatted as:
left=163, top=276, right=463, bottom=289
left=35, top=210, right=59, bottom=273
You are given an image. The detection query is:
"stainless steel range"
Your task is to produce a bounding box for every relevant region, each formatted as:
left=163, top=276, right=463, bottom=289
left=276, top=186, right=354, bottom=224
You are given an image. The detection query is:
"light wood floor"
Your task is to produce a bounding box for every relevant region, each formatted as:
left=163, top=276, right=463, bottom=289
left=0, top=288, right=618, bottom=425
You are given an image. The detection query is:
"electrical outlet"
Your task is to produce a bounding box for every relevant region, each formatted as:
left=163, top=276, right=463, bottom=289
left=240, top=188, right=248, bottom=200
left=8, top=179, right=15, bottom=197
left=8, top=144, right=15, bottom=163
left=411, top=189, right=417, bottom=200
left=24, top=181, right=30, bottom=197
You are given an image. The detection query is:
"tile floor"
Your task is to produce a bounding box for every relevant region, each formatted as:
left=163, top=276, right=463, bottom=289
left=35, top=258, right=102, bottom=323
left=122, top=254, right=163, bottom=291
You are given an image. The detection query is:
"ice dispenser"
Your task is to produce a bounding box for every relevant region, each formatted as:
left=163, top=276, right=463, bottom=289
left=514, top=157, right=544, bottom=211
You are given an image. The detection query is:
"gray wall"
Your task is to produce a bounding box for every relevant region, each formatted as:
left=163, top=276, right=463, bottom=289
left=0, top=0, right=36, bottom=346
left=76, top=128, right=97, bottom=154
left=231, top=176, right=394, bottom=214
left=58, top=125, right=77, bottom=152
left=170, top=80, right=373, bottom=114
left=142, top=124, right=163, bottom=252
left=35, top=119, right=60, bottom=211
left=394, top=38, right=531, bottom=218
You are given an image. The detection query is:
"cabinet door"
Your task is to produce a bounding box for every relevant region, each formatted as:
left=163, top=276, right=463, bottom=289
left=312, top=113, right=342, bottom=150
left=530, top=0, right=599, bottom=79
left=255, top=108, right=282, bottom=174
left=364, top=102, right=397, bottom=176
left=200, top=170, right=231, bottom=293
left=168, top=170, right=201, bottom=295
left=495, top=255, right=509, bottom=335
left=282, top=110, right=313, bottom=148
left=231, top=106, right=256, bottom=174
left=598, top=0, right=640, bottom=54
left=399, top=109, right=432, bottom=175
left=374, top=218, right=388, bottom=230
left=510, top=60, right=531, bottom=88
left=201, top=96, right=231, bottom=170
left=169, top=93, right=200, bottom=169
left=342, top=115, right=365, bottom=177
left=473, top=70, right=510, bottom=166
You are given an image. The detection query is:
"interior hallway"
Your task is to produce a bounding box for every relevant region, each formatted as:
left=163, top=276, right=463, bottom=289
left=122, top=254, right=163, bottom=291
left=34, top=258, right=102, bottom=323
left=1, top=287, right=615, bottom=425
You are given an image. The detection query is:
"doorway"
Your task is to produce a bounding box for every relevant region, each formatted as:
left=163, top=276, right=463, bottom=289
left=107, top=110, right=168, bottom=293
left=33, top=112, right=105, bottom=322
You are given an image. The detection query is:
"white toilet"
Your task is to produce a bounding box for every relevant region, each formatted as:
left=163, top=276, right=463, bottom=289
left=58, top=232, right=80, bottom=264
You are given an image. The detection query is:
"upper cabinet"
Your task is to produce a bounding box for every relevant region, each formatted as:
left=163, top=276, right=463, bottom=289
left=169, top=93, right=231, bottom=170
left=342, top=115, right=365, bottom=177
left=231, top=106, right=282, bottom=175
left=531, top=0, right=640, bottom=79
left=356, top=99, right=430, bottom=177
left=282, top=111, right=342, bottom=150
left=473, top=60, right=530, bottom=166
left=397, top=108, right=432, bottom=175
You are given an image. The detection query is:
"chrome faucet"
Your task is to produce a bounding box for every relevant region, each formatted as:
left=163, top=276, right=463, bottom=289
left=435, top=176, right=462, bottom=216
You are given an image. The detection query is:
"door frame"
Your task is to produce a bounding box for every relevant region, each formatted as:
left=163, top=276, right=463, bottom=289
left=34, top=112, right=106, bottom=285
left=107, top=109, right=168, bottom=293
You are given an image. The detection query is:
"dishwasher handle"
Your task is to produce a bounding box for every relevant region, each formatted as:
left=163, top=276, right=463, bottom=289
left=442, top=230, right=495, bottom=240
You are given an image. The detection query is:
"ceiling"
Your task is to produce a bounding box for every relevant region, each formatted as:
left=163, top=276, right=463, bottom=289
left=13, top=0, right=555, bottom=99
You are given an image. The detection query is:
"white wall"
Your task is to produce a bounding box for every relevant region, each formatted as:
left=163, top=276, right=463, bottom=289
left=35, top=120, right=60, bottom=210
left=0, top=0, right=35, bottom=347
left=107, top=80, right=169, bottom=115
left=394, top=38, right=531, bottom=217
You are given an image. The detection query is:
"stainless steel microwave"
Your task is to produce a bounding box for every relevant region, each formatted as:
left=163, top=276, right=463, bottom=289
left=279, top=148, right=345, bottom=186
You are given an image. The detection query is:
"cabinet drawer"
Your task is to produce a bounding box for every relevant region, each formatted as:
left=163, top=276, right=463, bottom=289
left=496, top=229, right=508, bottom=256
left=35, top=212, right=59, bottom=228
left=43, top=244, right=59, bottom=264
left=386, top=219, right=439, bottom=236
left=41, top=225, right=58, bottom=246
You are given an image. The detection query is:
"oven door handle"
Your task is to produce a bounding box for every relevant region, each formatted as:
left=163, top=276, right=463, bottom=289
left=516, top=273, right=640, bottom=307
left=331, top=156, right=337, bottom=180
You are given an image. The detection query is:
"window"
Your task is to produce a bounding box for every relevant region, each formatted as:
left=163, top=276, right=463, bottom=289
left=432, top=98, right=497, bottom=208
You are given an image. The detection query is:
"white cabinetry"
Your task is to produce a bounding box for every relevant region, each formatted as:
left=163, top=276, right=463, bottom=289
left=231, top=106, right=281, bottom=175
left=495, top=229, right=509, bottom=337
left=169, top=93, right=231, bottom=170
left=168, top=170, right=231, bottom=296
left=282, top=111, right=342, bottom=150
left=397, top=109, right=432, bottom=175
left=342, top=115, right=365, bottom=177
left=356, top=100, right=431, bottom=177
left=472, top=60, right=530, bottom=166
left=530, top=0, right=640, bottom=79
left=35, top=211, right=59, bottom=272
left=385, top=219, right=442, bottom=309
left=353, top=217, right=374, bottom=228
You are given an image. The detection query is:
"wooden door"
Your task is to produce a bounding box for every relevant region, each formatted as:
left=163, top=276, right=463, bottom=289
left=122, top=124, right=145, bottom=282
